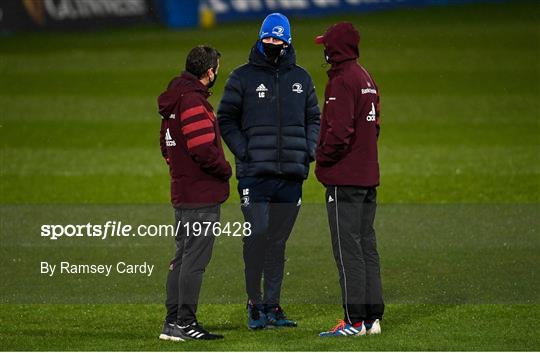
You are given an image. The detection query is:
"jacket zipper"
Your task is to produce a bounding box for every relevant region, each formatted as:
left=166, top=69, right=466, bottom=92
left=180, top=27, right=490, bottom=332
left=275, top=68, right=282, bottom=174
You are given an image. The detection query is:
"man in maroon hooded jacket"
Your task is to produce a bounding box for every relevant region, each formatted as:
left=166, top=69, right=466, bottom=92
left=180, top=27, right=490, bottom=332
left=315, top=23, right=384, bottom=337
left=157, top=46, right=231, bottom=341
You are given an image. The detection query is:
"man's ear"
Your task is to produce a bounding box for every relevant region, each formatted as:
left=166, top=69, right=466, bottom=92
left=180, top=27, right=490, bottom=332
left=206, top=68, right=214, bottom=81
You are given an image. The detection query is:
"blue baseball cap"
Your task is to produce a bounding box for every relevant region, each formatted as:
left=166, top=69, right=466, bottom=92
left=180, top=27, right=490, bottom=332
left=259, top=13, right=292, bottom=45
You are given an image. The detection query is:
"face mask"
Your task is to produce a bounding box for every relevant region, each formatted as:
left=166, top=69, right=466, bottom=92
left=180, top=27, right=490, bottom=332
left=207, top=68, right=218, bottom=89
left=262, top=42, right=285, bottom=62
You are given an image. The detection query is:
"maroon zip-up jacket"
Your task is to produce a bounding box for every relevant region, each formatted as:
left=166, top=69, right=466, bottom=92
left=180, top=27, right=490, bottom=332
left=158, top=72, right=232, bottom=208
left=315, top=23, right=381, bottom=187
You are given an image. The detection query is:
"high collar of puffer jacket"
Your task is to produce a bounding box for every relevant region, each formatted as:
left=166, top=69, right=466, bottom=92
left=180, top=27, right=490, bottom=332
left=248, top=42, right=296, bottom=71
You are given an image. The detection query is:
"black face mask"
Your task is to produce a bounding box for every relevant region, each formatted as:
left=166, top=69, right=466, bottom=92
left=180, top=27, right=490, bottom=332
left=207, top=68, right=218, bottom=89
left=262, top=42, right=284, bottom=62
left=323, top=48, right=331, bottom=64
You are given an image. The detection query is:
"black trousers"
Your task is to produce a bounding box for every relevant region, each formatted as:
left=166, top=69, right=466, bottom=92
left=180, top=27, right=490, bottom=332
left=325, top=186, right=384, bottom=323
left=238, top=177, right=302, bottom=306
left=165, top=205, right=219, bottom=325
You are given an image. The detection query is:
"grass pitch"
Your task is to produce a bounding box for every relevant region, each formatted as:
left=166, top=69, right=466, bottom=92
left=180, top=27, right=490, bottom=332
left=0, top=1, right=539, bottom=351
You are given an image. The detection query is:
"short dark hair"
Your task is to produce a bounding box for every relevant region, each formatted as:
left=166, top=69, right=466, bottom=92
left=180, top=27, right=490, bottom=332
left=185, top=45, right=221, bottom=79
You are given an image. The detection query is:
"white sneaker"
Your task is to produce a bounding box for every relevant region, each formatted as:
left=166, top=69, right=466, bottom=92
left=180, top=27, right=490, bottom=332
left=366, top=319, right=381, bottom=335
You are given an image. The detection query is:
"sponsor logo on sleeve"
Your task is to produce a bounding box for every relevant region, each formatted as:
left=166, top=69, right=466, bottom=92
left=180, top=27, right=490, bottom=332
left=361, top=88, right=377, bottom=95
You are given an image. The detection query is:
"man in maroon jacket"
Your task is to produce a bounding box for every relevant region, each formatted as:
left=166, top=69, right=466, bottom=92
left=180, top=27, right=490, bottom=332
left=157, top=45, right=232, bottom=341
left=315, top=23, right=384, bottom=337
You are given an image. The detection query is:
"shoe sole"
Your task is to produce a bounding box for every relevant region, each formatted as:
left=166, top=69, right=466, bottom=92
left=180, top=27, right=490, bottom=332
left=247, top=320, right=266, bottom=330
left=266, top=323, right=297, bottom=328
left=158, top=334, right=186, bottom=342
left=319, top=329, right=366, bottom=337
left=319, top=333, right=366, bottom=337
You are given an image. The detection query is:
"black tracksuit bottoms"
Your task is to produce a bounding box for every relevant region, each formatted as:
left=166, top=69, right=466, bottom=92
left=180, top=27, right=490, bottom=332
left=238, top=176, right=302, bottom=306
left=325, top=186, right=384, bottom=323
left=165, top=205, right=219, bottom=325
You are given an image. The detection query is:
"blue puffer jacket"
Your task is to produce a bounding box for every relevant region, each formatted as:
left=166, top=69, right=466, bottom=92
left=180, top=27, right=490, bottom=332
left=218, top=44, right=321, bottom=180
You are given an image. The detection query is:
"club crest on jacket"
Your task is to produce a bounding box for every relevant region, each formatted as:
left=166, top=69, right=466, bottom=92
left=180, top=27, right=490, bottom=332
left=292, top=83, right=303, bottom=94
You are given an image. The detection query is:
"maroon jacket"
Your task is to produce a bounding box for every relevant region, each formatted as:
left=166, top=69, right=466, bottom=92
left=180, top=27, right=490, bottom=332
left=158, top=72, right=232, bottom=208
left=315, top=23, right=381, bottom=187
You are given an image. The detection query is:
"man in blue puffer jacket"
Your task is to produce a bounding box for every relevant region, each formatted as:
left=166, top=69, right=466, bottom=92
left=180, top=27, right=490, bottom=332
left=218, top=13, right=320, bottom=330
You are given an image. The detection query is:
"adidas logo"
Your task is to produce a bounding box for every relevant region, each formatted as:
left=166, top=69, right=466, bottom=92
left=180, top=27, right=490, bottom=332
left=185, top=328, right=205, bottom=339
left=256, top=84, right=268, bottom=92
left=256, top=83, right=268, bottom=98
left=328, top=195, right=334, bottom=203
left=165, top=128, right=176, bottom=147
left=366, top=102, right=376, bottom=122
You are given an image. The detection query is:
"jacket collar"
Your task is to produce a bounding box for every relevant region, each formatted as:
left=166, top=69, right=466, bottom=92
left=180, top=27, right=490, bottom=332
left=172, top=71, right=210, bottom=98
left=327, top=59, right=357, bottom=77
left=158, top=72, right=211, bottom=120
left=248, top=42, right=296, bottom=70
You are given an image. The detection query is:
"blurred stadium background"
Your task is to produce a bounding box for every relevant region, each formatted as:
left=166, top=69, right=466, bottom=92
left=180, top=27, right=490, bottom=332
left=1, top=0, right=516, bottom=31
left=0, top=0, right=539, bottom=351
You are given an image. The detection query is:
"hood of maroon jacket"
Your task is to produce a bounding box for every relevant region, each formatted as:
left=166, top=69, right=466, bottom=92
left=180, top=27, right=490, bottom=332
left=315, top=23, right=380, bottom=187
left=159, top=72, right=209, bottom=118
left=158, top=72, right=231, bottom=208
left=319, top=22, right=360, bottom=64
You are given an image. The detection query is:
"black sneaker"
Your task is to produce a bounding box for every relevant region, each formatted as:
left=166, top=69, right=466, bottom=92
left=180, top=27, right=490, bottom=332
left=158, top=321, right=189, bottom=342
left=180, top=321, right=224, bottom=340
left=265, top=305, right=297, bottom=327
left=247, top=301, right=266, bottom=329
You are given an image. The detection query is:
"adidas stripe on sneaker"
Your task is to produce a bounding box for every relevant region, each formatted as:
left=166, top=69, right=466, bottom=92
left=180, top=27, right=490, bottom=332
left=319, top=320, right=366, bottom=337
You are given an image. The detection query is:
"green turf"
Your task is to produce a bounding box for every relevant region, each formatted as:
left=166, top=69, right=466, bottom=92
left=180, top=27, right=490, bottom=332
left=0, top=0, right=539, bottom=351
left=1, top=304, right=539, bottom=351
